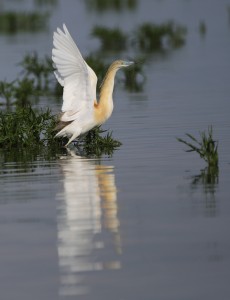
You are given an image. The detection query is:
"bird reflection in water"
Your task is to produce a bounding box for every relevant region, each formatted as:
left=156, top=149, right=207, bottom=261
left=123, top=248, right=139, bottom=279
left=56, top=151, right=121, bottom=296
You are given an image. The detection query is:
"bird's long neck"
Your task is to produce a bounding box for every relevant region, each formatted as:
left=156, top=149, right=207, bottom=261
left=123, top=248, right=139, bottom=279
left=99, top=65, right=117, bottom=107
left=95, top=65, right=118, bottom=123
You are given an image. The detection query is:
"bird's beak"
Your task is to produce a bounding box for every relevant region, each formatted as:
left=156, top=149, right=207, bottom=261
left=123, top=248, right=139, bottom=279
left=123, top=61, right=134, bottom=67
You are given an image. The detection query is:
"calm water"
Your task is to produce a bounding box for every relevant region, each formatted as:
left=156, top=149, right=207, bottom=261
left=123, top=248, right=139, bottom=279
left=0, top=0, right=230, bottom=299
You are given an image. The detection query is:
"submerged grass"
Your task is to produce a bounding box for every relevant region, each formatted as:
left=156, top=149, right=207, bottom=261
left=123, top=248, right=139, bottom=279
left=177, top=126, right=218, bottom=167
left=0, top=52, right=59, bottom=107
left=135, top=21, right=187, bottom=51
left=122, top=58, right=146, bottom=92
left=85, top=0, right=137, bottom=12
left=19, top=53, right=53, bottom=91
left=199, top=21, right=207, bottom=36
left=0, top=11, right=49, bottom=34
left=92, top=22, right=187, bottom=53
left=85, top=55, right=109, bottom=84
left=0, top=78, right=38, bottom=107
left=92, top=26, right=127, bottom=51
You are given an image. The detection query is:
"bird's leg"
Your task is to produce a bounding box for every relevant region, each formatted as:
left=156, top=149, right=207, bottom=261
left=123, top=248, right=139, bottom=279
left=65, top=132, right=80, bottom=147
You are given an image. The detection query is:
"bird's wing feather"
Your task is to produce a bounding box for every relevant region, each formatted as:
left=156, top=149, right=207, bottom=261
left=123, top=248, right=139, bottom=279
left=52, top=24, right=97, bottom=121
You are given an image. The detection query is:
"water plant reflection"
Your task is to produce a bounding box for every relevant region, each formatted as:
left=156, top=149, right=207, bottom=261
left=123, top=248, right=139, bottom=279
left=189, top=166, right=219, bottom=217
left=56, top=154, right=121, bottom=296
left=85, top=0, right=137, bottom=12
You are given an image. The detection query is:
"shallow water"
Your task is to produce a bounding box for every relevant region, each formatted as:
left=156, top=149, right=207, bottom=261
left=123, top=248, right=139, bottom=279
left=0, top=0, right=230, bottom=299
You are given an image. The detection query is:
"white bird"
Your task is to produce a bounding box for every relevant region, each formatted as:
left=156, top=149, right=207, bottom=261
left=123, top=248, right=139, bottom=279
left=52, top=24, right=133, bottom=147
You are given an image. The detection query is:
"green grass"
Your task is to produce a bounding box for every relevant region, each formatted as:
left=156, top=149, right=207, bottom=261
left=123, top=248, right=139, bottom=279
left=85, top=55, right=109, bottom=85
left=91, top=22, right=187, bottom=54
left=177, top=126, right=218, bottom=167
left=122, top=58, right=146, bottom=92
left=0, top=78, right=38, bottom=107
left=0, top=106, right=57, bottom=149
left=92, top=26, right=127, bottom=51
left=85, top=0, right=137, bottom=12
left=19, top=52, right=53, bottom=91
left=0, top=11, right=49, bottom=34
left=135, top=21, right=187, bottom=51
left=0, top=53, right=59, bottom=107
left=82, top=126, right=122, bottom=157
left=35, top=0, right=58, bottom=7
left=0, top=106, right=122, bottom=157
left=199, top=21, right=207, bottom=36
left=190, top=166, right=219, bottom=188
left=0, top=81, right=15, bottom=107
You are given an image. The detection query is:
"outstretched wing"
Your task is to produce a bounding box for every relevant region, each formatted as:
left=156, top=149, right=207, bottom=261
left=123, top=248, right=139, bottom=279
left=52, top=24, right=97, bottom=121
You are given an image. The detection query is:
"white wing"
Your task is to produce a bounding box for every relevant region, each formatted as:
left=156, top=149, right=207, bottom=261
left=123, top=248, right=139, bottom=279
left=52, top=24, right=97, bottom=121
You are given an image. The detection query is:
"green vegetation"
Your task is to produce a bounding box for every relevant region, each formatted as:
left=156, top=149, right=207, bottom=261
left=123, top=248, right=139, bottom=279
left=0, top=106, right=121, bottom=157
left=135, top=21, right=187, bottom=51
left=177, top=126, right=218, bottom=167
left=92, top=26, right=127, bottom=51
left=0, top=52, right=60, bottom=107
left=122, top=59, right=145, bottom=92
left=0, top=78, right=38, bottom=107
left=0, top=106, right=57, bottom=150
left=85, top=0, right=137, bottom=12
left=199, top=21, right=207, bottom=36
left=0, top=11, right=49, bottom=34
left=0, top=81, right=15, bottom=108
left=20, top=53, right=53, bottom=91
left=191, top=166, right=219, bottom=188
left=79, top=126, right=122, bottom=157
left=34, top=0, right=58, bottom=7
left=85, top=55, right=109, bottom=84
left=92, top=22, right=187, bottom=53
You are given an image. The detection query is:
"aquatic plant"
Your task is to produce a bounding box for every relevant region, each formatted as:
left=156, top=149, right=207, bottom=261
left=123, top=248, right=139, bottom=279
left=0, top=106, right=57, bottom=149
left=177, top=126, right=218, bottom=167
left=19, top=53, right=53, bottom=91
left=189, top=166, right=218, bottom=218
left=122, top=58, right=146, bottom=92
left=85, top=0, right=137, bottom=12
left=199, top=21, right=207, bottom=36
left=191, top=166, right=219, bottom=188
left=92, top=26, right=127, bottom=51
left=14, top=78, right=38, bottom=107
left=0, top=11, right=49, bottom=34
left=0, top=81, right=15, bottom=107
left=0, top=78, right=38, bottom=107
left=34, top=0, right=58, bottom=7
left=0, top=106, right=122, bottom=157
left=85, top=55, right=109, bottom=84
left=135, top=21, right=187, bottom=51
left=81, top=126, right=122, bottom=157
left=0, top=52, right=58, bottom=107
left=19, top=52, right=63, bottom=97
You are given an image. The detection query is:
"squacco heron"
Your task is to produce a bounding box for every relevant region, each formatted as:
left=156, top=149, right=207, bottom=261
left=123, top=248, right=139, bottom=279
left=52, top=24, right=133, bottom=147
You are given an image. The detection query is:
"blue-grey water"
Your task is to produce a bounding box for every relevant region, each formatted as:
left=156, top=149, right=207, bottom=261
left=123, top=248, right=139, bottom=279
left=0, top=0, right=230, bottom=299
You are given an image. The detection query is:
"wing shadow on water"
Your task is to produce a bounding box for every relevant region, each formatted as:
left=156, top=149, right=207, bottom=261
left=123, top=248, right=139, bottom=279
left=56, top=151, right=121, bottom=297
